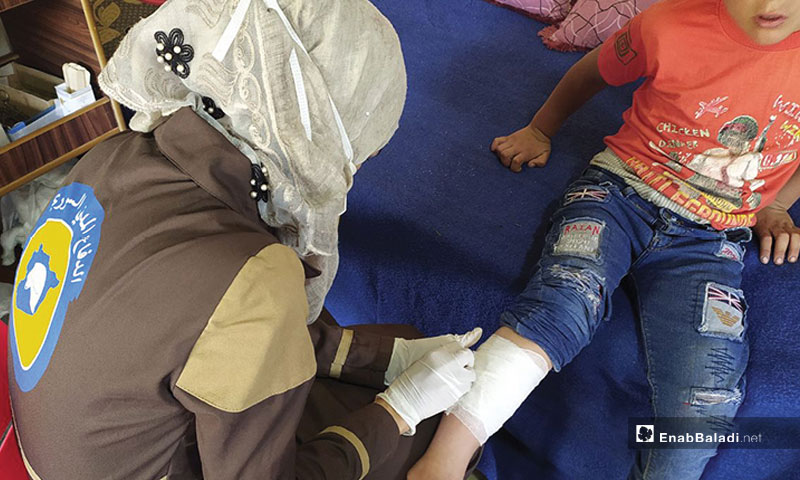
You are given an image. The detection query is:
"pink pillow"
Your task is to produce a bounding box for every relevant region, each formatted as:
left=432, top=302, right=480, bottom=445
left=539, top=0, right=658, bottom=51
left=489, top=0, right=576, bottom=24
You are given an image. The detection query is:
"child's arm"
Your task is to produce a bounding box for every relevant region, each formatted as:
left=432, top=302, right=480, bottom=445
left=491, top=46, right=608, bottom=172
left=754, top=167, right=800, bottom=265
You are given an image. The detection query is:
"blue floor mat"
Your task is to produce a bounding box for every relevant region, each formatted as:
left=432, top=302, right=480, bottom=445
left=326, top=1, right=800, bottom=478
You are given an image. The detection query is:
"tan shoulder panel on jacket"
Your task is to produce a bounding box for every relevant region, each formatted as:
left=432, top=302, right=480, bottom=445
left=176, top=244, right=315, bottom=413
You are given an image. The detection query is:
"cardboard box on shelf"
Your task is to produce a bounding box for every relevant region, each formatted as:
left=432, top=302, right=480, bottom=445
left=0, top=83, right=57, bottom=141
left=0, top=63, right=96, bottom=142
left=0, top=62, right=61, bottom=101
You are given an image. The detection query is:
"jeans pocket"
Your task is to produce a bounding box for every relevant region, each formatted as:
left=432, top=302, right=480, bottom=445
left=723, top=227, right=753, bottom=244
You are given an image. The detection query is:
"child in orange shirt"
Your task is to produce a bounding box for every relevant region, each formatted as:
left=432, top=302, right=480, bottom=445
left=411, top=1, right=800, bottom=479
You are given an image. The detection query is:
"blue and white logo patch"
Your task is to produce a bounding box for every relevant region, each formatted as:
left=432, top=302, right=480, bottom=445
left=11, top=183, right=104, bottom=392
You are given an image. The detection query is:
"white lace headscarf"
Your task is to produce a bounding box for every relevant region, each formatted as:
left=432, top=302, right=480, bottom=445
left=99, top=0, right=407, bottom=322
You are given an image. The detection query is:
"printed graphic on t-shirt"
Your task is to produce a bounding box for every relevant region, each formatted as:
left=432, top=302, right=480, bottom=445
left=695, top=97, right=730, bottom=120
left=597, top=0, right=800, bottom=230
left=625, top=95, right=800, bottom=229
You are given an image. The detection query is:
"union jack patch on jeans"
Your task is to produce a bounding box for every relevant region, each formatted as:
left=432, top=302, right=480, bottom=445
left=699, top=283, right=746, bottom=341
left=563, top=186, right=609, bottom=206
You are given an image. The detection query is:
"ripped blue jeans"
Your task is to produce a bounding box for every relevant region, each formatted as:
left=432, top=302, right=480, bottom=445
left=501, top=166, right=750, bottom=480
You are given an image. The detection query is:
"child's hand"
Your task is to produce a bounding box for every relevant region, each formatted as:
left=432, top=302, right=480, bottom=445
left=490, top=125, right=551, bottom=173
left=754, top=205, right=800, bottom=265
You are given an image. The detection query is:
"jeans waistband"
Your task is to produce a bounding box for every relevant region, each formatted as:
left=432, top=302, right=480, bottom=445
left=581, top=166, right=749, bottom=239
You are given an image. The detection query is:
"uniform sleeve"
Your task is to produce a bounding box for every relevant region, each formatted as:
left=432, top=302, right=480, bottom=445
left=174, top=380, right=400, bottom=480
left=309, top=310, right=395, bottom=389
left=597, top=11, right=653, bottom=86
left=295, top=402, right=400, bottom=479
left=173, top=244, right=401, bottom=479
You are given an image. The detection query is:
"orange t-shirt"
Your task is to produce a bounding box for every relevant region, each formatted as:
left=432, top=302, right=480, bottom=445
left=597, top=0, right=800, bottom=229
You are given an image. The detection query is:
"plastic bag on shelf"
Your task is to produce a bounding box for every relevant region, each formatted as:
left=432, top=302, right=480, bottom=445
left=1, top=160, right=76, bottom=266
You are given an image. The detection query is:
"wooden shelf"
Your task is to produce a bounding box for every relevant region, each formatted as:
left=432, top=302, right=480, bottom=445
left=0, top=98, right=120, bottom=195
left=0, top=0, right=126, bottom=196
left=0, top=0, right=32, bottom=14
left=3, top=0, right=102, bottom=86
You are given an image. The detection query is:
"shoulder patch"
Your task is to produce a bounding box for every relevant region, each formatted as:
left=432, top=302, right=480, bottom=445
left=176, top=243, right=315, bottom=413
left=615, top=27, right=637, bottom=65
left=11, top=183, right=104, bottom=392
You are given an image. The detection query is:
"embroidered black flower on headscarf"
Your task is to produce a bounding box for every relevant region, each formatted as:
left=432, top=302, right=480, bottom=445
left=154, top=28, right=194, bottom=79
left=202, top=96, right=225, bottom=119
left=249, top=163, right=270, bottom=202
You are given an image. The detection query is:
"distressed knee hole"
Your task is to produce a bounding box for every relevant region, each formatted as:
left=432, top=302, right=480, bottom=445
left=689, top=386, right=743, bottom=407
left=544, top=265, right=605, bottom=313
left=552, top=218, right=605, bottom=262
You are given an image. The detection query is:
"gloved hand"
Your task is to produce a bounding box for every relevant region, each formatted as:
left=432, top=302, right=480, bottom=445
left=377, top=342, right=476, bottom=435
left=384, top=327, right=482, bottom=385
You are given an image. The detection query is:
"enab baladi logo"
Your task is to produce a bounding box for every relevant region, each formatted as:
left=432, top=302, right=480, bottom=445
left=11, top=183, right=104, bottom=392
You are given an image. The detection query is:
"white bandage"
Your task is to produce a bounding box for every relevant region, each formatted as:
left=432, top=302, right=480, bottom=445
left=447, top=334, right=549, bottom=444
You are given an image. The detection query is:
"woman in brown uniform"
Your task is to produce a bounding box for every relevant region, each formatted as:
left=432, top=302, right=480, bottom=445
left=8, top=0, right=481, bottom=478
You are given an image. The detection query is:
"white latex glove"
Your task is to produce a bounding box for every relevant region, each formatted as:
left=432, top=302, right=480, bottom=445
left=377, top=342, right=476, bottom=435
left=384, top=327, right=482, bottom=385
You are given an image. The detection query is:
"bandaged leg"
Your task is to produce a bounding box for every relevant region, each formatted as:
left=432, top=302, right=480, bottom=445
left=408, top=329, right=551, bottom=480
left=412, top=170, right=635, bottom=478
left=447, top=333, right=550, bottom=444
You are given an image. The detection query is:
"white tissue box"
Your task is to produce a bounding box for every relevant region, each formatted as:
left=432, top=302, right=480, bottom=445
left=55, top=82, right=95, bottom=116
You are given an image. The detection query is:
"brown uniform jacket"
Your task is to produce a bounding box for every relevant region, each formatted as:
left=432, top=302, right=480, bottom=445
left=10, top=108, right=398, bottom=480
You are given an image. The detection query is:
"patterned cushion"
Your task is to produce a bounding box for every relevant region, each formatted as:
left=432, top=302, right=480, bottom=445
left=89, top=0, right=160, bottom=61
left=489, top=0, right=575, bottom=24
left=539, top=0, right=658, bottom=51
